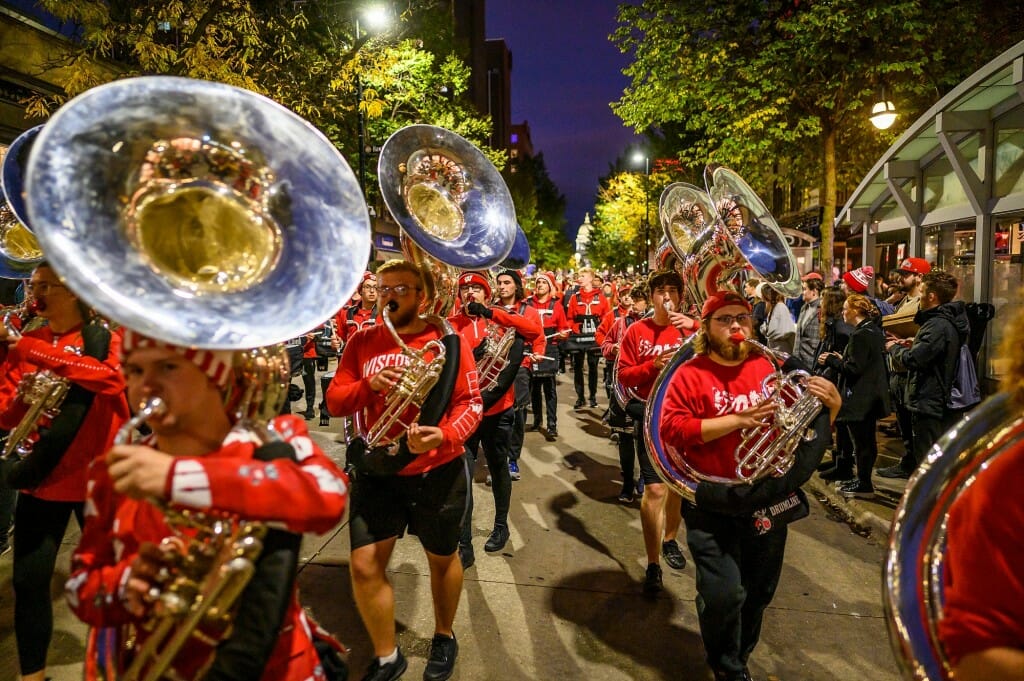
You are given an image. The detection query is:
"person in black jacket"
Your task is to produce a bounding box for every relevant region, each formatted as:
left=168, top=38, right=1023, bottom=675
left=821, top=294, right=891, bottom=499
left=885, top=271, right=968, bottom=472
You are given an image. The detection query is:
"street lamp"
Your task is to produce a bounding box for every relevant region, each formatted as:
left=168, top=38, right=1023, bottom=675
left=869, top=87, right=897, bottom=130
left=355, top=5, right=392, bottom=199
left=632, top=150, right=651, bottom=273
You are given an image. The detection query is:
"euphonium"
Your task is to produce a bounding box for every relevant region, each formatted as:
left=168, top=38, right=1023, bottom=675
left=476, top=321, right=517, bottom=392
left=24, top=75, right=370, bottom=680
left=1, top=369, right=71, bottom=460
left=733, top=336, right=821, bottom=482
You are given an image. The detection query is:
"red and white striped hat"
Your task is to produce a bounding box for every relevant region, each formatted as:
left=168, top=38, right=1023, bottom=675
left=121, top=329, right=235, bottom=388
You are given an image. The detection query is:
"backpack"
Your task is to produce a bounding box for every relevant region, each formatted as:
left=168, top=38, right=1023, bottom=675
left=947, top=343, right=981, bottom=410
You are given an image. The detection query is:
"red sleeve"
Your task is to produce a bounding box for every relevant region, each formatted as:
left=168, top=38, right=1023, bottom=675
left=65, top=463, right=136, bottom=626
left=660, top=362, right=707, bottom=449
left=10, top=334, right=125, bottom=395
left=553, top=304, right=572, bottom=334
left=595, top=311, right=615, bottom=345
left=325, top=330, right=378, bottom=417
left=490, top=306, right=542, bottom=341
left=617, top=323, right=660, bottom=392
left=0, top=354, right=27, bottom=429
left=940, top=447, right=1024, bottom=664
left=523, top=307, right=545, bottom=360
left=427, top=334, right=483, bottom=462
left=166, top=416, right=348, bottom=535
left=566, top=294, right=580, bottom=334
left=601, top=317, right=625, bottom=360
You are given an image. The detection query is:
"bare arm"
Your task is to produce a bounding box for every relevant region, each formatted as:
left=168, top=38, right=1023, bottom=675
left=955, top=648, right=1024, bottom=681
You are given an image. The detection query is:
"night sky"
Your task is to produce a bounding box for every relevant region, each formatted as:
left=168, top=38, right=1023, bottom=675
left=485, top=0, right=640, bottom=241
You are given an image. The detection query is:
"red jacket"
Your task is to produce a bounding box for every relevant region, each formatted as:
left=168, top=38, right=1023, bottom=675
left=0, top=325, right=129, bottom=501
left=601, top=311, right=646, bottom=362
left=616, top=319, right=688, bottom=401
left=595, top=304, right=630, bottom=346
left=335, top=304, right=380, bottom=344
left=565, top=287, right=610, bottom=337
left=326, top=322, right=482, bottom=473
left=524, top=295, right=571, bottom=340
left=502, top=301, right=545, bottom=370
left=448, top=305, right=542, bottom=416
left=659, top=353, right=774, bottom=479
left=67, top=416, right=348, bottom=681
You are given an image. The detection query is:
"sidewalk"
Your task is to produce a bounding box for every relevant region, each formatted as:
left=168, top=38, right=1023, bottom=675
left=804, top=416, right=907, bottom=539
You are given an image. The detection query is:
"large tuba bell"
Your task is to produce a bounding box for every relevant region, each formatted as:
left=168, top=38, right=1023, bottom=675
left=352, top=125, right=516, bottom=449
left=25, top=75, right=370, bottom=681
left=0, top=126, right=46, bottom=277
left=642, top=165, right=809, bottom=502
left=884, top=393, right=1023, bottom=680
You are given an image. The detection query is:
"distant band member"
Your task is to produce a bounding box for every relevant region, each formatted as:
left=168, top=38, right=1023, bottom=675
left=67, top=331, right=349, bottom=681
left=524, top=272, right=570, bottom=440
left=660, top=291, right=840, bottom=681
left=449, top=270, right=541, bottom=564
left=939, top=304, right=1024, bottom=681
left=616, top=270, right=698, bottom=594
left=326, top=260, right=482, bottom=681
left=565, top=267, right=610, bottom=409
left=0, top=262, right=130, bottom=681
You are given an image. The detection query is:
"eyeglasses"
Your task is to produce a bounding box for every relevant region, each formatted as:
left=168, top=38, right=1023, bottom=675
left=459, top=284, right=486, bottom=293
left=362, top=284, right=378, bottom=291
left=378, top=285, right=420, bottom=297
left=25, top=282, right=66, bottom=296
left=711, top=313, right=753, bottom=326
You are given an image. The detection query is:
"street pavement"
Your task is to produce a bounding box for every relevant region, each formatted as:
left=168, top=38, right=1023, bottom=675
left=0, top=365, right=904, bottom=681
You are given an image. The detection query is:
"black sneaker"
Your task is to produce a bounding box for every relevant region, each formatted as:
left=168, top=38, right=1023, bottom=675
left=423, top=633, right=458, bottom=681
left=661, top=539, right=687, bottom=570
left=319, top=411, right=331, bottom=427
left=574, top=398, right=585, bottom=410
left=589, top=399, right=598, bottom=408
left=301, top=408, right=316, bottom=420
left=877, top=464, right=912, bottom=479
left=361, top=648, right=408, bottom=681
left=618, top=482, right=634, bottom=504
left=528, top=423, right=542, bottom=432
left=545, top=429, right=557, bottom=442
left=840, top=481, right=876, bottom=499
left=484, top=525, right=510, bottom=552
left=642, top=563, right=662, bottom=596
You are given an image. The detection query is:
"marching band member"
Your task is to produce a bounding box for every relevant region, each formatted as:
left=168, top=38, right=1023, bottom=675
left=326, top=260, right=482, bottom=681
left=493, top=270, right=544, bottom=481
left=66, top=329, right=348, bottom=681
left=335, top=271, right=380, bottom=348
left=449, top=270, right=541, bottom=565
left=564, top=266, right=610, bottom=409
left=524, top=271, right=570, bottom=441
left=0, top=262, right=130, bottom=681
left=600, top=283, right=649, bottom=503
left=597, top=284, right=633, bottom=403
left=938, top=306, right=1024, bottom=681
left=660, top=291, right=839, bottom=681
left=616, top=270, right=698, bottom=594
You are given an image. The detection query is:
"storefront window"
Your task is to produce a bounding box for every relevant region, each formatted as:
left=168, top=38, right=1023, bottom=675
left=989, top=219, right=1024, bottom=379
left=923, top=223, right=976, bottom=302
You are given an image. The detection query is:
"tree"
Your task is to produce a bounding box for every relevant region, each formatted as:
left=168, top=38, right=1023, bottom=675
left=504, top=153, right=574, bottom=269
left=612, top=0, right=1021, bottom=280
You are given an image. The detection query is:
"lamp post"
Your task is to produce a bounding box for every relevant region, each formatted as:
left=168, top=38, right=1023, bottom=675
left=869, top=87, right=898, bottom=130
left=632, top=151, right=651, bottom=273
left=354, top=5, right=392, bottom=199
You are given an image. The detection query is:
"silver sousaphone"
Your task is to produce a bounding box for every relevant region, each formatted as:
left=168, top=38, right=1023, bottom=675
left=641, top=165, right=804, bottom=502
left=0, top=126, right=46, bottom=278
left=378, top=124, right=517, bottom=315
left=25, top=76, right=371, bottom=349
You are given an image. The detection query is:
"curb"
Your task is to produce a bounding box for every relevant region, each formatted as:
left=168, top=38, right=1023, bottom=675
left=806, top=476, right=893, bottom=539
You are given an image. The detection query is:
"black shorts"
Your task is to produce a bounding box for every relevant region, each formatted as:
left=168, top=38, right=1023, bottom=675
left=348, top=455, right=470, bottom=556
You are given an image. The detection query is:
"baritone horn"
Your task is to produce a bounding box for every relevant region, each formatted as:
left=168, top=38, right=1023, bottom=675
left=25, top=75, right=371, bottom=680
left=642, top=165, right=808, bottom=502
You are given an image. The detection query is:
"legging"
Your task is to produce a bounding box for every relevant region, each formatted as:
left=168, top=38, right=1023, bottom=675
left=846, top=418, right=879, bottom=485
left=13, top=493, right=84, bottom=675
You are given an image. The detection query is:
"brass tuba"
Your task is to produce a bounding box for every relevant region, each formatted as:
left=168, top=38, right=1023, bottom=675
left=364, top=125, right=517, bottom=443
left=884, top=393, right=1022, bottom=680
left=642, top=165, right=807, bottom=501
left=25, top=75, right=370, bottom=680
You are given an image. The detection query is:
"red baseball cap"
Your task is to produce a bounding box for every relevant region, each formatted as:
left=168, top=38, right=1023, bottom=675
left=800, top=272, right=823, bottom=281
left=896, top=257, right=931, bottom=275
left=701, top=291, right=751, bottom=319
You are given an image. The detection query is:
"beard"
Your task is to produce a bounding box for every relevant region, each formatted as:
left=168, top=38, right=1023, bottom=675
left=707, top=333, right=751, bottom=362
left=388, top=300, right=419, bottom=328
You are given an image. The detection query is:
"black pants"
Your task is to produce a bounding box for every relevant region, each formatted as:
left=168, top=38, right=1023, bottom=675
left=13, top=493, right=84, bottom=675
left=0, top=480, right=15, bottom=546
left=508, top=367, right=531, bottom=463
left=530, top=375, right=558, bottom=430
left=301, top=358, right=318, bottom=413
left=462, top=408, right=514, bottom=545
left=571, top=349, right=600, bottom=402
left=683, top=506, right=788, bottom=677
left=910, top=411, right=955, bottom=466
left=894, top=401, right=916, bottom=472
left=845, top=418, right=878, bottom=485
left=608, top=399, right=636, bottom=483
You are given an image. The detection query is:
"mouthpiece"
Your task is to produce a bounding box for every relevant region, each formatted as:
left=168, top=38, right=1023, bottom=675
left=663, top=301, right=675, bottom=313
left=729, top=331, right=747, bottom=345
left=387, top=300, right=399, bottom=313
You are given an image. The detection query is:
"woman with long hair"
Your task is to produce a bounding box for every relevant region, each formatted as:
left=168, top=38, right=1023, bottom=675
left=758, top=283, right=797, bottom=354
left=820, top=293, right=891, bottom=499
left=815, top=286, right=855, bottom=477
